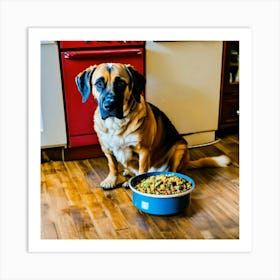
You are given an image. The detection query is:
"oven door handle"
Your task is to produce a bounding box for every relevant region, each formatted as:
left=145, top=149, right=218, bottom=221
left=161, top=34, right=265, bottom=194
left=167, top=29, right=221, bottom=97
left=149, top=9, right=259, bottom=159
left=63, top=48, right=143, bottom=59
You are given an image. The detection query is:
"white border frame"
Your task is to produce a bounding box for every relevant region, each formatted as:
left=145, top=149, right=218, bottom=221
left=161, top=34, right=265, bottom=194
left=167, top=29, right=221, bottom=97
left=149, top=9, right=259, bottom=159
left=1, top=0, right=279, bottom=279
left=28, top=27, right=252, bottom=253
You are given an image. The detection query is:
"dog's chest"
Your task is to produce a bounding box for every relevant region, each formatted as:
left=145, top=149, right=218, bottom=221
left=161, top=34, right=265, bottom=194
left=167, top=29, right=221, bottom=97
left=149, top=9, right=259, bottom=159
left=98, top=119, right=139, bottom=166
left=103, top=133, right=138, bottom=166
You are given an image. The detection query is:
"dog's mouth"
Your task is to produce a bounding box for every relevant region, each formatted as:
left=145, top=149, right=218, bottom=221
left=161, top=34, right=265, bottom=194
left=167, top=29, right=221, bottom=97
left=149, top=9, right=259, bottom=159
left=99, top=96, right=124, bottom=120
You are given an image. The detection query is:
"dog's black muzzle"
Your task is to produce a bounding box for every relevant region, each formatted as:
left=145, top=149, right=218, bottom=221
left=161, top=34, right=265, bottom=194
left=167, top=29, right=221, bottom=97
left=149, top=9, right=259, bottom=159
left=102, top=96, right=117, bottom=111
left=100, top=93, right=124, bottom=120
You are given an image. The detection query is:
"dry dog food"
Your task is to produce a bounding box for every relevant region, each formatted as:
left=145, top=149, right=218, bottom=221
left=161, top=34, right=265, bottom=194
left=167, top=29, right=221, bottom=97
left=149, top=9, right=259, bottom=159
left=134, top=174, right=192, bottom=195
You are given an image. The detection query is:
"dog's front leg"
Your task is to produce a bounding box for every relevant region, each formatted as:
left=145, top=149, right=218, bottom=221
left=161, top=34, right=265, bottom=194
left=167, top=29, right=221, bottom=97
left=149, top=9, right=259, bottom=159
left=100, top=151, right=118, bottom=189
left=121, top=147, right=150, bottom=189
left=138, top=148, right=151, bottom=174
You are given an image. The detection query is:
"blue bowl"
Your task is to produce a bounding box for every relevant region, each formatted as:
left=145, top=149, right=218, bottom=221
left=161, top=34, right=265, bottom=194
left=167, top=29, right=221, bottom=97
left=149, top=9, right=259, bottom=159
left=129, top=171, right=195, bottom=215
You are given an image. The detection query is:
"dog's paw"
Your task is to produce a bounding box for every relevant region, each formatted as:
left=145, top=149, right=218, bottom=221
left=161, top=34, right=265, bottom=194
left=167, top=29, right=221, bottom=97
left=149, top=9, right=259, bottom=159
left=121, top=181, right=130, bottom=189
left=122, top=169, right=130, bottom=177
left=100, top=175, right=118, bottom=189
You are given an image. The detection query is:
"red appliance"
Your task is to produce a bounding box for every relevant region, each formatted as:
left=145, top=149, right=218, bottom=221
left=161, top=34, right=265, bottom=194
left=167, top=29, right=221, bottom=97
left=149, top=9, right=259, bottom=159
left=59, top=41, right=145, bottom=148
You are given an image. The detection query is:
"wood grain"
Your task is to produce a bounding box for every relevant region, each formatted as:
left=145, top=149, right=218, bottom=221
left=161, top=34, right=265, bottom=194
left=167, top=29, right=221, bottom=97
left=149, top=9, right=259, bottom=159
left=41, top=134, right=239, bottom=239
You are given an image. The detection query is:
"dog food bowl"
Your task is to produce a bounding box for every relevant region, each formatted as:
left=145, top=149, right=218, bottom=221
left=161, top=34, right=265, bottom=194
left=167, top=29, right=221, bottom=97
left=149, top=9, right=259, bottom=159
left=129, top=171, right=195, bottom=215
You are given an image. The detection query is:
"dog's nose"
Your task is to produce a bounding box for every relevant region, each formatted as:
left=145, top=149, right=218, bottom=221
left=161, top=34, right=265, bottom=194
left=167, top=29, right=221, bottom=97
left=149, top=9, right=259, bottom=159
left=103, top=97, right=116, bottom=111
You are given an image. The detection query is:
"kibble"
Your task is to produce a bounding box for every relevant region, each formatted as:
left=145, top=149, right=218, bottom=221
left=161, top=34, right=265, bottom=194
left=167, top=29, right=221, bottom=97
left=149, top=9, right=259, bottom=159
left=134, top=174, right=192, bottom=195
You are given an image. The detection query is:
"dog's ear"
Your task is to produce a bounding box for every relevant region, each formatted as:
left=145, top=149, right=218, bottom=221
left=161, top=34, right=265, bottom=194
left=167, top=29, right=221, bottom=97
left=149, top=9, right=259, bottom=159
left=125, top=65, right=145, bottom=103
left=75, top=65, right=96, bottom=103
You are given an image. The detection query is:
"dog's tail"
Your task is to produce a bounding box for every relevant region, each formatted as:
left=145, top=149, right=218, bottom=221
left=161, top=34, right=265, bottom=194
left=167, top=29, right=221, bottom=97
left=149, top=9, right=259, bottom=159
left=187, top=155, right=231, bottom=169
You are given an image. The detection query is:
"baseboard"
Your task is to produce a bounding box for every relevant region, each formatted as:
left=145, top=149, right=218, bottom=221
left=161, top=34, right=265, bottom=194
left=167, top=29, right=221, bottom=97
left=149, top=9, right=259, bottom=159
left=183, top=131, right=216, bottom=148
left=41, top=144, right=104, bottom=162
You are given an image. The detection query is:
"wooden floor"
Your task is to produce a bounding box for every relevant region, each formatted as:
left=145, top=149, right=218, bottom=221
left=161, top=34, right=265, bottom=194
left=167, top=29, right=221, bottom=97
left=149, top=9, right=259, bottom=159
left=41, top=134, right=239, bottom=239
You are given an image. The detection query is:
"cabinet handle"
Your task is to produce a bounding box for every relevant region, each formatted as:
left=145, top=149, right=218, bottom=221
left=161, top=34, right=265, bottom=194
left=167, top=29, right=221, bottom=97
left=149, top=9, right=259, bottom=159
left=64, top=48, right=142, bottom=59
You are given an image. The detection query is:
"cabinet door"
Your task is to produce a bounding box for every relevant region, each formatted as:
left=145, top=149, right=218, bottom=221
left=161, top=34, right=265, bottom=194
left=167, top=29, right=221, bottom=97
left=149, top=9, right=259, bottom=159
left=60, top=48, right=145, bottom=147
left=41, top=42, right=67, bottom=148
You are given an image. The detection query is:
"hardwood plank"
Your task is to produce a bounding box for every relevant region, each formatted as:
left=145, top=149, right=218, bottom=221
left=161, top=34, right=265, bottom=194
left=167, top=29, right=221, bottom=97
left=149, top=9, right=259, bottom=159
left=42, top=189, right=80, bottom=239
left=150, top=216, right=187, bottom=239
left=118, top=205, right=159, bottom=239
left=41, top=163, right=81, bottom=239
left=174, top=217, right=205, bottom=239
left=93, top=188, right=129, bottom=231
left=63, top=161, right=93, bottom=194
left=90, top=217, right=119, bottom=239
left=81, top=193, right=107, bottom=220
left=41, top=192, right=59, bottom=239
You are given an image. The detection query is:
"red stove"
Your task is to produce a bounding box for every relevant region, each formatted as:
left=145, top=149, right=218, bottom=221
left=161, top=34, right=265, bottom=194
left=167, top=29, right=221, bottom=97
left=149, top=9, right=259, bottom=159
left=59, top=41, right=145, bottom=149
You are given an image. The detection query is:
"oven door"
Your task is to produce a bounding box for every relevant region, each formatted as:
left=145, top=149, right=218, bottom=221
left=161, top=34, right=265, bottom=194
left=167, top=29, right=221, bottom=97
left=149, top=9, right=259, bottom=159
left=60, top=47, right=145, bottom=148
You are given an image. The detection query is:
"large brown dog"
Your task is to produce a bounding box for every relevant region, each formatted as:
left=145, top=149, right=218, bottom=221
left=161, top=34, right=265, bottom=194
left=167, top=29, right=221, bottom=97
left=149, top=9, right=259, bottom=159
left=76, top=63, right=230, bottom=189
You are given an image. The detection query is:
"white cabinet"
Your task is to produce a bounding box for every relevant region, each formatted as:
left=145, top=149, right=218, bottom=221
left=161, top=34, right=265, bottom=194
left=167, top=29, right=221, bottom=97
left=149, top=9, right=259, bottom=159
left=41, top=41, right=67, bottom=148
left=146, top=41, right=223, bottom=147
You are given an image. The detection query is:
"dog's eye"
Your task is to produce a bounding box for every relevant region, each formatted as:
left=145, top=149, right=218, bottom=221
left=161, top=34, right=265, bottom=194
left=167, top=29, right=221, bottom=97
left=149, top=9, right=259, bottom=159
left=95, top=79, right=105, bottom=89
left=114, top=79, right=127, bottom=89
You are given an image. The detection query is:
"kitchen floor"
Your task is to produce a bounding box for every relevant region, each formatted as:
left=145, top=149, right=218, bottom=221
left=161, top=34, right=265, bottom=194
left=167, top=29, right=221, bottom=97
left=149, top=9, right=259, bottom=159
left=41, top=134, right=239, bottom=239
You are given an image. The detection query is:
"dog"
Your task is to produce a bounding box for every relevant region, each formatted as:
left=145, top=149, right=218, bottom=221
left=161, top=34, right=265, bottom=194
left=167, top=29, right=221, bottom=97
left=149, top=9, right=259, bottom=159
left=75, top=63, right=230, bottom=189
